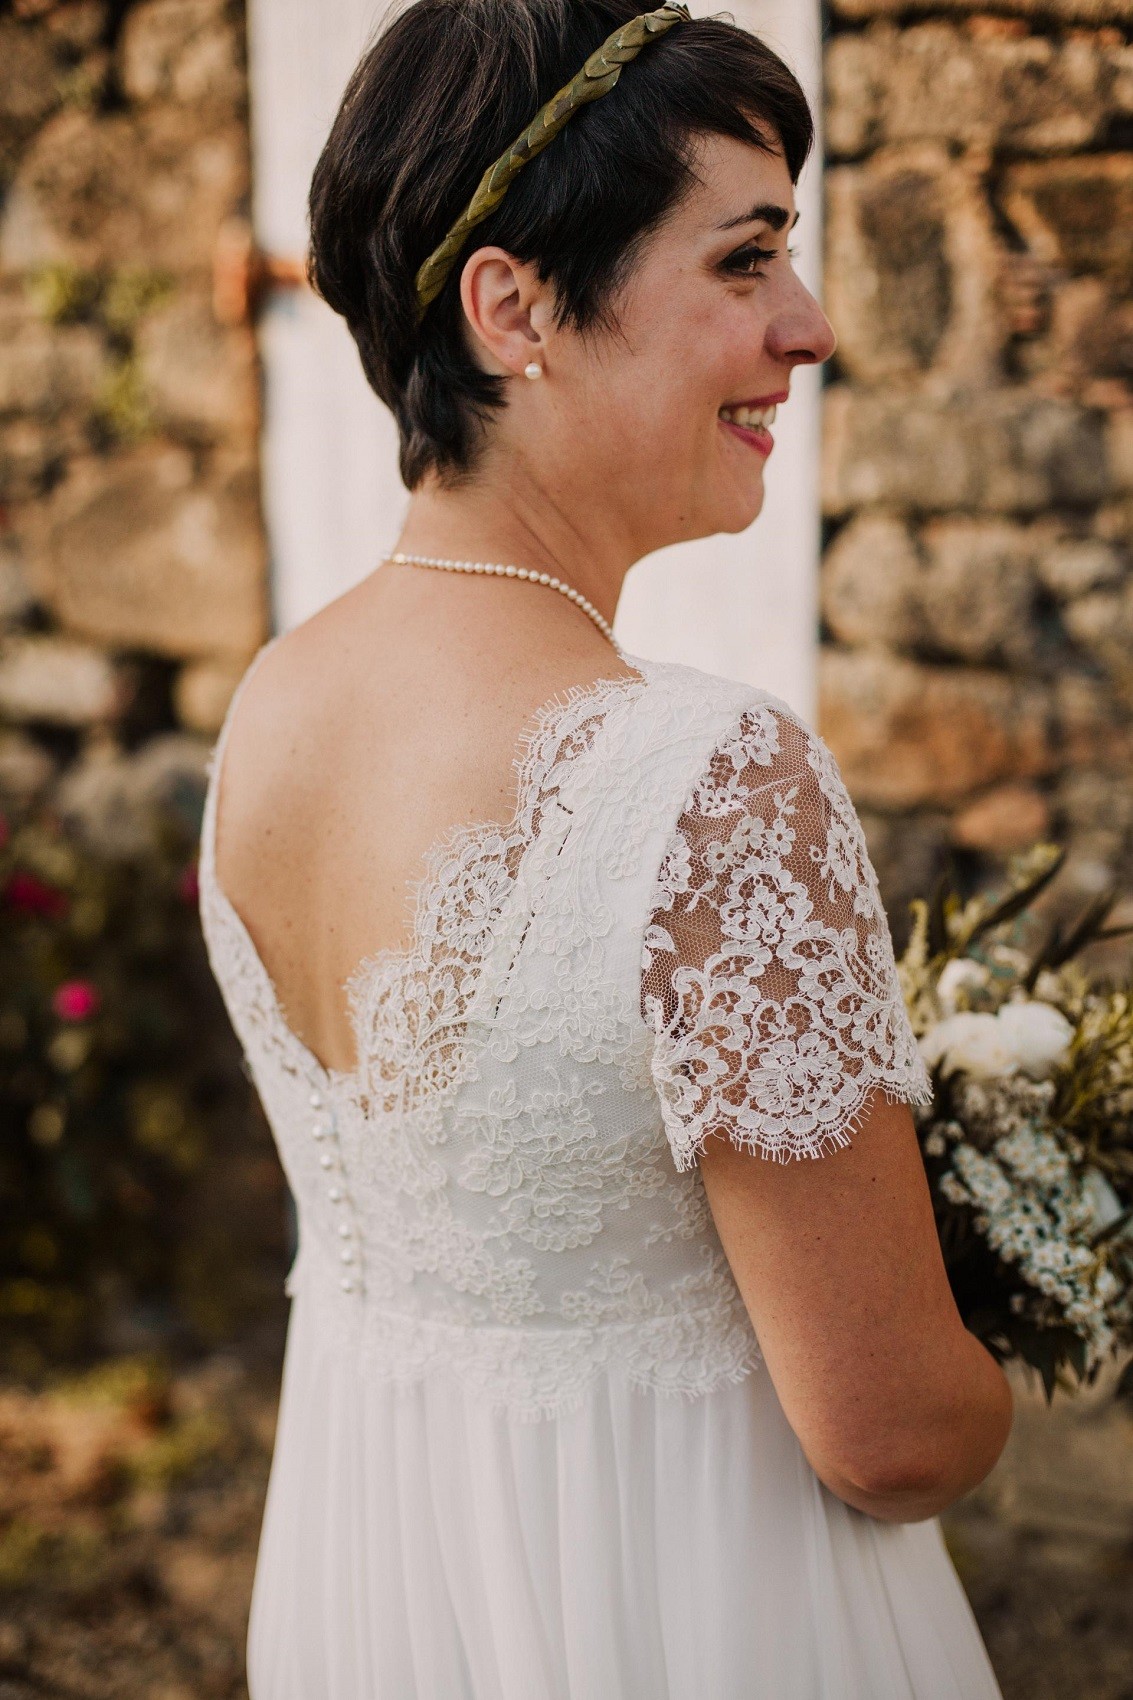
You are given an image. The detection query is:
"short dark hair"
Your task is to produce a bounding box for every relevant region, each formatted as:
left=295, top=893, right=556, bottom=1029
left=307, top=0, right=815, bottom=489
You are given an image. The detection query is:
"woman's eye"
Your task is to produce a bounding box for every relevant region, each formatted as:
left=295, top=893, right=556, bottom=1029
left=724, top=243, right=800, bottom=277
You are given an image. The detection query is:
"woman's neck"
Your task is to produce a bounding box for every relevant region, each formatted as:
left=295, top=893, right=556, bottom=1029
left=395, top=462, right=637, bottom=631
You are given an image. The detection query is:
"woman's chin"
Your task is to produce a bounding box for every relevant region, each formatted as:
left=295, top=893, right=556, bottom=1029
left=710, top=481, right=766, bottom=537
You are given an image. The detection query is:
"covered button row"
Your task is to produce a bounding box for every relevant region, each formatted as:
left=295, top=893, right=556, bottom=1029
left=309, top=1086, right=363, bottom=1295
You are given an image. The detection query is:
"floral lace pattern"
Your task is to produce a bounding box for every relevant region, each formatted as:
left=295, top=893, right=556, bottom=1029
left=641, top=700, right=933, bottom=1171
left=200, top=650, right=926, bottom=1419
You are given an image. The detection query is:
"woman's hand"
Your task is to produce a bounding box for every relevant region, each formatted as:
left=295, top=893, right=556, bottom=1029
left=697, top=1086, right=1014, bottom=1523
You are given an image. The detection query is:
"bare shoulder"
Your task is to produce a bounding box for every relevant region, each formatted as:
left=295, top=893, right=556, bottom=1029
left=215, top=572, right=642, bottom=862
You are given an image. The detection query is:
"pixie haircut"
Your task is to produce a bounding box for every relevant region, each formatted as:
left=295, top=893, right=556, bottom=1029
left=307, top=0, right=815, bottom=489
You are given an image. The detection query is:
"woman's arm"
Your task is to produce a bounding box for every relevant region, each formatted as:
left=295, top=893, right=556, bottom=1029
left=697, top=1086, right=1013, bottom=1523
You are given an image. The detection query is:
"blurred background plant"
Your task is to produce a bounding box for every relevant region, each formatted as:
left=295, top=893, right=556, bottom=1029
left=0, top=790, right=288, bottom=1381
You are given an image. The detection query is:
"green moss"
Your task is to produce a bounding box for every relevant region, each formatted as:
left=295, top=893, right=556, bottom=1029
left=93, top=355, right=153, bottom=443
left=0, top=1518, right=107, bottom=1591
left=25, top=264, right=175, bottom=337
left=26, top=264, right=100, bottom=326
left=100, top=269, right=175, bottom=338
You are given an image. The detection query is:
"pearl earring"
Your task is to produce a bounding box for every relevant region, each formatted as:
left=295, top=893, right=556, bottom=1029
left=524, top=361, right=543, bottom=380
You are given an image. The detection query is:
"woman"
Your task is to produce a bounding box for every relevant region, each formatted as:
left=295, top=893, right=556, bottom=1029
left=199, top=2, right=1013, bottom=1694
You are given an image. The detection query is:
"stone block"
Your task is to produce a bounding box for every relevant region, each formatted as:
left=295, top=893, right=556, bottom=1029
left=822, top=385, right=1109, bottom=516
left=819, top=647, right=1053, bottom=809
left=827, top=513, right=1050, bottom=666
left=1036, top=535, right=1126, bottom=599
left=0, top=289, right=105, bottom=418
left=1106, top=406, right=1133, bottom=493
left=1062, top=581, right=1133, bottom=704
left=822, top=33, right=885, bottom=159
left=174, top=653, right=250, bottom=733
left=0, top=535, right=34, bottom=624
left=135, top=293, right=258, bottom=440
left=951, top=783, right=1052, bottom=853
left=1046, top=276, right=1133, bottom=384
left=0, top=414, right=88, bottom=503
left=825, top=145, right=1005, bottom=388
left=825, top=152, right=955, bottom=384
left=821, top=512, right=922, bottom=649
left=28, top=444, right=267, bottom=660
left=917, top=517, right=1040, bottom=665
left=0, top=19, right=61, bottom=176
left=1001, top=155, right=1133, bottom=293
left=0, top=105, right=248, bottom=277
left=119, top=0, right=245, bottom=108
left=830, top=0, right=1133, bottom=25
left=825, top=25, right=1117, bottom=157
left=1054, top=672, right=1133, bottom=768
left=0, top=633, right=123, bottom=725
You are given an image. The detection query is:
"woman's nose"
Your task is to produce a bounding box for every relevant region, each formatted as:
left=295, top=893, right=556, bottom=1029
left=768, top=289, right=838, bottom=366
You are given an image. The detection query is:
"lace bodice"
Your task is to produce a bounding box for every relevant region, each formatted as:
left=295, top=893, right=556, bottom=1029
left=199, top=649, right=931, bottom=1421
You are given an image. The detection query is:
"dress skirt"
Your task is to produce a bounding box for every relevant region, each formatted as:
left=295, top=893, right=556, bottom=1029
left=246, top=1283, right=1003, bottom=1700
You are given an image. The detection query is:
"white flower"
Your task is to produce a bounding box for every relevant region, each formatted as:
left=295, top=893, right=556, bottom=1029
left=995, top=1001, right=1073, bottom=1079
left=919, top=1001, right=1074, bottom=1082
left=919, top=1012, right=1018, bottom=1080
left=1081, top=1167, right=1126, bottom=1236
left=936, top=957, right=990, bottom=1014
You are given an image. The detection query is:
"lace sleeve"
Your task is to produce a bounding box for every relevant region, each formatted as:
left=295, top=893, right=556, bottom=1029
left=641, top=701, right=933, bottom=1171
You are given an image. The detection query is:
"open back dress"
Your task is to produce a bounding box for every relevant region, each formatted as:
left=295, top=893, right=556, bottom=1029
left=199, top=641, right=1004, bottom=1700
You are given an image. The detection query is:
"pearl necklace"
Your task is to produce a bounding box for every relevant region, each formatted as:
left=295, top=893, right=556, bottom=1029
left=384, top=552, right=622, bottom=652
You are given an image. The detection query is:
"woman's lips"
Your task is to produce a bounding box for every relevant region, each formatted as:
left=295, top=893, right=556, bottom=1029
left=720, top=417, right=773, bottom=457
left=718, top=397, right=780, bottom=459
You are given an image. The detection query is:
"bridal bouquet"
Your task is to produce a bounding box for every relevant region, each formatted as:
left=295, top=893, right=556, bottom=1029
left=899, top=845, right=1133, bottom=1399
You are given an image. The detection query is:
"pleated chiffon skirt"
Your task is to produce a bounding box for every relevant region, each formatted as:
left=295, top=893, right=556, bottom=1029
left=246, top=1284, right=1003, bottom=1700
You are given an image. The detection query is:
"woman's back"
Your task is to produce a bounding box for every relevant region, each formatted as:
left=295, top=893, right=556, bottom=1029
left=212, top=564, right=644, bottom=1076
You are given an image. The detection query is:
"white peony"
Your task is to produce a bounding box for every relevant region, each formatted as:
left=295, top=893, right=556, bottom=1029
left=995, top=1000, right=1074, bottom=1079
left=919, top=1013, right=1017, bottom=1080
left=936, top=957, right=991, bottom=1014
left=919, top=1000, right=1073, bottom=1081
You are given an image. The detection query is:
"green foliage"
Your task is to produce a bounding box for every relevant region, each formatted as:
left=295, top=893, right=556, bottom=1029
left=0, top=798, right=275, bottom=1376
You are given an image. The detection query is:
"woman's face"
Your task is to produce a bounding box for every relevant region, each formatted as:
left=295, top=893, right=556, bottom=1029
left=511, top=130, right=837, bottom=558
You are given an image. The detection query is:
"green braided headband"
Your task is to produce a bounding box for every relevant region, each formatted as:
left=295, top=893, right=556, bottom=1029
left=413, top=2, right=691, bottom=324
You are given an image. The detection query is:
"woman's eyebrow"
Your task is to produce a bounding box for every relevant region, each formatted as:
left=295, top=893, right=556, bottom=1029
left=716, top=202, right=801, bottom=233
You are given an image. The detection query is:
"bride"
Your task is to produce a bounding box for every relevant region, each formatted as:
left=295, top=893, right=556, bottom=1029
left=199, top=2, right=1013, bottom=1694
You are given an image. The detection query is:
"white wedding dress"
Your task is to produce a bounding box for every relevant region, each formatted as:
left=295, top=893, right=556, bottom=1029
left=199, top=642, right=1003, bottom=1700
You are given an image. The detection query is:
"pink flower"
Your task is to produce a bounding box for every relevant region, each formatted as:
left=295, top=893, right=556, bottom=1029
left=52, top=980, right=101, bottom=1023
left=5, top=870, right=68, bottom=918
left=178, top=861, right=200, bottom=904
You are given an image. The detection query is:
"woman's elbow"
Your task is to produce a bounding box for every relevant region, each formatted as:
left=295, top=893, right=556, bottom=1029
left=810, top=1368, right=1015, bottom=1523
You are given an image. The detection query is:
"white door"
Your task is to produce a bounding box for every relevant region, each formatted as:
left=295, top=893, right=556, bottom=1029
left=247, top=0, right=824, bottom=718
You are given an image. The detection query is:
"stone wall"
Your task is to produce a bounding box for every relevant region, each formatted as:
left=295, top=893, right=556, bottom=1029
left=2, top=0, right=1132, bottom=928
left=820, top=0, right=1133, bottom=936
left=0, top=0, right=265, bottom=851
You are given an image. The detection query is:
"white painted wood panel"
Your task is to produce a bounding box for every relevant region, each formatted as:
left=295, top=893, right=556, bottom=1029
left=247, top=0, right=824, bottom=716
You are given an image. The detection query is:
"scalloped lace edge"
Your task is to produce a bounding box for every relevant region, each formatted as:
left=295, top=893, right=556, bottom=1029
left=663, top=1072, right=936, bottom=1174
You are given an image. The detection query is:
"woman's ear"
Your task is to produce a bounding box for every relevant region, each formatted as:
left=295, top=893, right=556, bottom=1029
left=459, top=245, right=547, bottom=377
